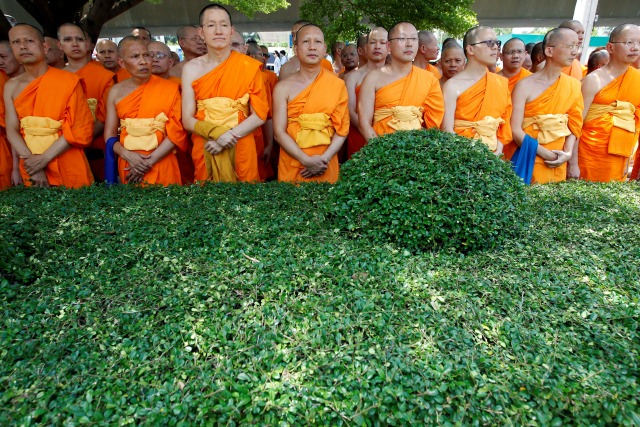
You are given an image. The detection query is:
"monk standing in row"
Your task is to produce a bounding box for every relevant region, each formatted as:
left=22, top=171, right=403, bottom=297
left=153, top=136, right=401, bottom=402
left=0, top=42, right=24, bottom=189
left=149, top=41, right=177, bottom=81
left=96, top=39, right=131, bottom=82
left=414, top=30, right=441, bottom=78
left=44, top=37, right=65, bottom=68
left=182, top=3, right=268, bottom=182
left=279, top=20, right=334, bottom=81
left=358, top=22, right=444, bottom=141
left=511, top=27, right=584, bottom=184
left=4, top=24, right=94, bottom=188
left=273, top=24, right=349, bottom=183
left=499, top=38, right=532, bottom=93
left=442, top=26, right=511, bottom=156
left=338, top=44, right=358, bottom=79
left=439, top=43, right=466, bottom=87
left=170, top=26, right=206, bottom=79
left=559, top=20, right=586, bottom=80
left=579, top=24, right=640, bottom=182
left=105, top=37, right=187, bottom=185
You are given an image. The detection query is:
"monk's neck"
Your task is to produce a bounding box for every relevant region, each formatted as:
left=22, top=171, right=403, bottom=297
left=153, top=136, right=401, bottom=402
left=206, top=48, right=231, bottom=64
left=65, top=57, right=89, bottom=73
left=413, top=56, right=429, bottom=68
left=463, top=61, right=490, bottom=79
left=603, top=61, right=629, bottom=77
left=155, top=72, right=171, bottom=79
left=499, top=67, right=521, bottom=79
left=389, top=60, right=414, bottom=76
left=366, top=60, right=385, bottom=71
left=23, top=62, right=49, bottom=79
left=298, top=64, right=322, bottom=81
left=184, top=52, right=200, bottom=61
left=131, top=75, right=151, bottom=86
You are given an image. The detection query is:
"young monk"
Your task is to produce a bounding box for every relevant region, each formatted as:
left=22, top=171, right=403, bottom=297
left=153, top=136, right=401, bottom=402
left=343, top=27, right=388, bottom=158
left=358, top=22, right=444, bottom=141
left=442, top=26, right=511, bottom=156
left=439, top=43, right=466, bottom=87
left=578, top=24, right=640, bottom=182
left=104, top=37, right=187, bottom=185
left=338, top=44, right=358, bottom=78
left=273, top=24, right=349, bottom=183
left=499, top=38, right=532, bottom=92
left=511, top=27, right=584, bottom=184
left=414, top=30, right=441, bottom=78
left=96, top=39, right=131, bottom=82
left=181, top=3, right=269, bottom=182
left=0, top=42, right=25, bottom=189
left=4, top=24, right=94, bottom=188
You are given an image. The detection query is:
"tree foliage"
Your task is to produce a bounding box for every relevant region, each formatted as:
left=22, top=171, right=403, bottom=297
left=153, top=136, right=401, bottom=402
left=300, top=0, right=477, bottom=43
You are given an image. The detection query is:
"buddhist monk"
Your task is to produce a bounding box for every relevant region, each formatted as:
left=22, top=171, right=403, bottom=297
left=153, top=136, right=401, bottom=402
left=149, top=41, right=176, bottom=81
left=230, top=32, right=247, bottom=54
left=530, top=42, right=545, bottom=73
left=559, top=20, right=586, bottom=79
left=358, top=22, right=444, bottom=141
left=522, top=54, right=533, bottom=71
left=415, top=30, right=441, bottom=78
left=439, top=42, right=465, bottom=87
left=273, top=24, right=349, bottom=183
left=170, top=26, right=206, bottom=79
left=587, top=48, right=609, bottom=74
left=181, top=3, right=269, bottom=183
left=44, top=37, right=65, bottom=68
left=343, top=27, right=388, bottom=158
left=332, top=41, right=345, bottom=73
left=279, top=20, right=334, bottom=80
left=4, top=24, right=94, bottom=188
left=578, top=24, right=640, bottom=182
left=0, top=42, right=25, bottom=189
left=356, top=33, right=368, bottom=68
left=511, top=28, right=584, bottom=184
left=131, top=27, right=152, bottom=44
left=442, top=26, right=511, bottom=156
left=96, top=39, right=130, bottom=82
left=104, top=37, right=187, bottom=185
left=499, top=38, right=532, bottom=92
left=339, top=44, right=358, bottom=78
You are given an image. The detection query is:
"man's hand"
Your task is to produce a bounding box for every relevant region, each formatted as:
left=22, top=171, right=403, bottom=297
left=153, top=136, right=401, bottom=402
left=24, top=154, right=50, bottom=175
left=567, top=162, right=580, bottom=179
left=204, top=140, right=224, bottom=155
left=215, top=130, right=238, bottom=149
left=545, top=150, right=572, bottom=168
left=300, top=155, right=328, bottom=178
left=124, top=167, right=145, bottom=184
left=11, top=169, right=23, bottom=186
left=124, top=151, right=153, bottom=175
left=262, top=143, right=273, bottom=164
left=29, top=170, right=50, bottom=188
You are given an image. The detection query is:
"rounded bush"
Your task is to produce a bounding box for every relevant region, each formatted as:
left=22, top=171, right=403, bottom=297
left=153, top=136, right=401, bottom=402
left=330, top=129, right=527, bottom=253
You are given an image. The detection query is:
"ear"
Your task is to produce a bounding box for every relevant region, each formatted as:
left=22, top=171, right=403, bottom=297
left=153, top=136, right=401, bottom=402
left=118, top=57, right=125, bottom=69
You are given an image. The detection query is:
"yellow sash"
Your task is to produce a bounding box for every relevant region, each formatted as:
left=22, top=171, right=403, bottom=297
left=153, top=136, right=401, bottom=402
left=195, top=94, right=250, bottom=182
left=454, top=116, right=505, bottom=151
left=87, top=98, right=98, bottom=121
left=120, top=113, right=168, bottom=151
left=373, top=106, right=424, bottom=131
left=585, top=100, right=637, bottom=156
left=288, top=113, right=334, bottom=148
left=522, top=114, right=571, bottom=145
left=20, top=116, right=62, bottom=155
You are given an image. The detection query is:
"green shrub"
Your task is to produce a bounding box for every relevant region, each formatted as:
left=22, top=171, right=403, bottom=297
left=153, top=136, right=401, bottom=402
left=330, top=129, right=527, bottom=252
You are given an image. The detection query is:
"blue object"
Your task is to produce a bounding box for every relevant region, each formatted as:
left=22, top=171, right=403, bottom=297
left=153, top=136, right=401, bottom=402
left=105, top=136, right=119, bottom=185
left=511, top=134, right=538, bottom=185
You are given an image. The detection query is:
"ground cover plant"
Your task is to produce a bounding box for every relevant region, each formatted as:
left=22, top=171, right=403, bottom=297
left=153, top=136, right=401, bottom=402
left=1, top=179, right=639, bottom=425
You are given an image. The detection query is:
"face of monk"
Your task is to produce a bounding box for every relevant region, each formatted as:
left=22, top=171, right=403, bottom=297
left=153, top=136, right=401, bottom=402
left=58, top=25, right=88, bottom=61
left=547, top=30, right=579, bottom=67
left=567, top=22, right=585, bottom=46
left=230, top=32, right=246, bottom=54
left=44, top=37, right=64, bottom=66
left=366, top=29, right=388, bottom=62
left=96, top=40, right=119, bottom=71
left=296, top=26, right=326, bottom=66
left=333, top=42, right=345, bottom=58
left=260, top=46, right=269, bottom=66
left=180, top=27, right=206, bottom=56
left=522, top=54, right=532, bottom=70
left=0, top=43, right=22, bottom=76
left=609, top=26, right=640, bottom=65
left=467, top=28, right=499, bottom=67
left=148, top=41, right=173, bottom=76
left=200, top=8, right=233, bottom=50
left=340, top=44, right=358, bottom=70
left=501, top=39, right=526, bottom=72
left=132, top=28, right=151, bottom=44
left=388, top=23, right=419, bottom=63
left=441, top=47, right=465, bottom=78
left=8, top=26, right=47, bottom=66
left=119, top=40, right=151, bottom=79
left=247, top=45, right=263, bottom=62
left=421, top=34, right=439, bottom=60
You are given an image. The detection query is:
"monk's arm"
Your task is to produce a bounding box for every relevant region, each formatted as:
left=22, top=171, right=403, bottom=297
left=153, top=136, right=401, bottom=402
left=3, top=80, right=31, bottom=158
left=580, top=75, right=598, bottom=120
left=181, top=64, right=198, bottom=133
left=357, top=75, right=377, bottom=141
left=510, top=83, right=557, bottom=161
left=103, top=87, right=119, bottom=141
left=10, top=147, right=23, bottom=186
left=440, top=80, right=457, bottom=133
left=425, top=77, right=445, bottom=129
left=320, top=85, right=350, bottom=164
left=148, top=137, right=177, bottom=165
left=24, top=136, right=73, bottom=176
left=263, top=119, right=274, bottom=161
left=344, top=73, right=360, bottom=130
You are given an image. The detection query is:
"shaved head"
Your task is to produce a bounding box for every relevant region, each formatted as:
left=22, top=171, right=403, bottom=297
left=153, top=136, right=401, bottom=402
left=609, top=23, right=639, bottom=42
left=230, top=32, right=246, bottom=53
left=118, top=35, right=146, bottom=55
left=542, top=27, right=575, bottom=54
left=11, top=23, right=45, bottom=42
left=199, top=3, right=232, bottom=27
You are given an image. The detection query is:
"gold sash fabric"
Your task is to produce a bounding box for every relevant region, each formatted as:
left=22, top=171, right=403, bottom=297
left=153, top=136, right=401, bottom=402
left=522, top=114, right=571, bottom=145
left=454, top=116, right=505, bottom=151
left=373, top=106, right=424, bottom=131
left=87, top=98, right=98, bottom=121
left=585, top=100, right=637, bottom=156
left=288, top=113, right=334, bottom=148
left=20, top=116, right=62, bottom=155
left=120, top=113, right=168, bottom=151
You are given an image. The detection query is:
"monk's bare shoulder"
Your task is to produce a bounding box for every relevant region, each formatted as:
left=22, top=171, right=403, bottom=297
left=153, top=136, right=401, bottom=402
left=344, top=67, right=367, bottom=89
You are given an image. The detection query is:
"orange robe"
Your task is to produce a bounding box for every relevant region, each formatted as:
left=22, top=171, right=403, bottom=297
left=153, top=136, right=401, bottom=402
left=453, top=72, right=512, bottom=152
left=373, top=66, right=444, bottom=136
left=501, top=68, right=533, bottom=160
left=0, top=71, right=12, bottom=190
left=347, top=84, right=367, bottom=158
left=76, top=61, right=115, bottom=181
left=579, top=67, right=640, bottom=182
left=523, top=74, right=583, bottom=184
left=191, top=51, right=269, bottom=182
left=425, top=63, right=442, bottom=79
left=115, top=67, right=131, bottom=83
left=321, top=58, right=334, bottom=72
left=14, top=67, right=94, bottom=188
left=278, top=68, right=349, bottom=183
left=117, top=75, right=187, bottom=185
left=562, top=58, right=583, bottom=80
left=254, top=69, right=276, bottom=181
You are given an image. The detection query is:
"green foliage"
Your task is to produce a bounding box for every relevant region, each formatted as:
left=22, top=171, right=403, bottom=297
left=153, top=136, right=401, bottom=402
left=301, top=0, right=477, bottom=44
left=330, top=129, right=527, bottom=253
left=214, top=0, right=290, bottom=18
left=1, top=181, right=640, bottom=425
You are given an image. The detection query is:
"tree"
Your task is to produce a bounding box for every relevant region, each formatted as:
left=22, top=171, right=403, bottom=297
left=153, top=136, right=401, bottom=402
left=300, top=0, right=477, bottom=44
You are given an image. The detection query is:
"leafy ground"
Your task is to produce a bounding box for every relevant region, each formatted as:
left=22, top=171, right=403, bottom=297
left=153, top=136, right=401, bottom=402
left=1, top=182, right=639, bottom=426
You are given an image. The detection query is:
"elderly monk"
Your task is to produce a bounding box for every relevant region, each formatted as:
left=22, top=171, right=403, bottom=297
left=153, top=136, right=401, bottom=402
left=511, top=28, right=584, bottom=184
left=0, top=42, right=25, bottom=189
left=530, top=42, right=545, bottom=73
left=415, top=30, right=441, bottom=78
left=278, top=20, right=334, bottom=80
left=439, top=43, right=465, bottom=87
left=182, top=4, right=269, bottom=183
left=559, top=20, right=586, bottom=79
left=343, top=27, right=388, bottom=158
left=149, top=41, right=177, bottom=81
left=442, top=26, right=511, bottom=156
left=273, top=24, right=349, bottom=183
left=578, top=24, right=640, bottom=182
left=44, top=37, right=65, bottom=68
left=4, top=24, right=94, bottom=188
left=358, top=22, right=444, bottom=141
left=104, top=37, right=187, bottom=185
left=499, top=38, right=532, bottom=92
left=170, top=26, right=206, bottom=79
left=230, top=32, right=247, bottom=54
left=587, top=49, right=609, bottom=74
left=58, top=23, right=115, bottom=182
left=131, top=27, right=152, bottom=44
left=332, top=41, right=345, bottom=74
left=96, top=39, right=131, bottom=82
left=339, top=44, right=358, bottom=78
left=356, top=33, right=369, bottom=68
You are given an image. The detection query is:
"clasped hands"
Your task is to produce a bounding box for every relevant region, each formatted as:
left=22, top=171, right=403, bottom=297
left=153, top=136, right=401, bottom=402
left=204, top=130, right=238, bottom=155
left=23, top=153, right=51, bottom=188
left=124, top=151, right=155, bottom=184
left=300, top=155, right=328, bottom=178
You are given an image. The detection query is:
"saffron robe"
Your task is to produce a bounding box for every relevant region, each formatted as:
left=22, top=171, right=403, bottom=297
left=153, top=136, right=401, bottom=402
left=579, top=67, right=640, bottom=182
left=0, top=71, right=12, bottom=190
left=502, top=68, right=533, bottom=160
left=425, top=63, right=442, bottom=79
left=453, top=72, right=512, bottom=152
left=14, top=67, right=94, bottom=188
left=347, top=84, right=367, bottom=159
left=373, top=66, right=444, bottom=136
left=254, top=69, right=276, bottom=181
left=562, top=58, right=584, bottom=80
left=523, top=74, right=583, bottom=184
left=116, top=75, right=188, bottom=185
left=115, top=67, right=131, bottom=83
left=191, top=51, right=269, bottom=182
left=278, top=68, right=349, bottom=183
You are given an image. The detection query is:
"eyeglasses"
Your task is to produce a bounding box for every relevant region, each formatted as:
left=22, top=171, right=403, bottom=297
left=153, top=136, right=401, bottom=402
left=503, top=49, right=525, bottom=56
left=471, top=39, right=501, bottom=49
left=262, top=53, right=269, bottom=57
left=548, top=43, right=580, bottom=51
left=61, top=36, right=86, bottom=43
left=610, top=40, right=640, bottom=48
left=388, top=37, right=418, bottom=44
left=149, top=52, right=169, bottom=59
left=231, top=42, right=245, bottom=48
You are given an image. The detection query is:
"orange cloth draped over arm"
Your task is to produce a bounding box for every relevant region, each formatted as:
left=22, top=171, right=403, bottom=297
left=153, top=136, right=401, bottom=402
left=453, top=72, right=512, bottom=152
left=0, top=71, right=12, bottom=190
left=116, top=75, right=187, bottom=185
left=321, top=58, right=334, bottom=72
left=14, top=67, right=94, bottom=188
left=562, top=58, right=584, bottom=80
left=190, top=51, right=269, bottom=182
left=523, top=74, right=583, bottom=184
left=347, top=84, right=367, bottom=158
left=373, top=66, right=444, bottom=136
left=278, top=69, right=349, bottom=183
left=579, top=67, right=640, bottom=182
left=425, top=63, right=442, bottom=79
